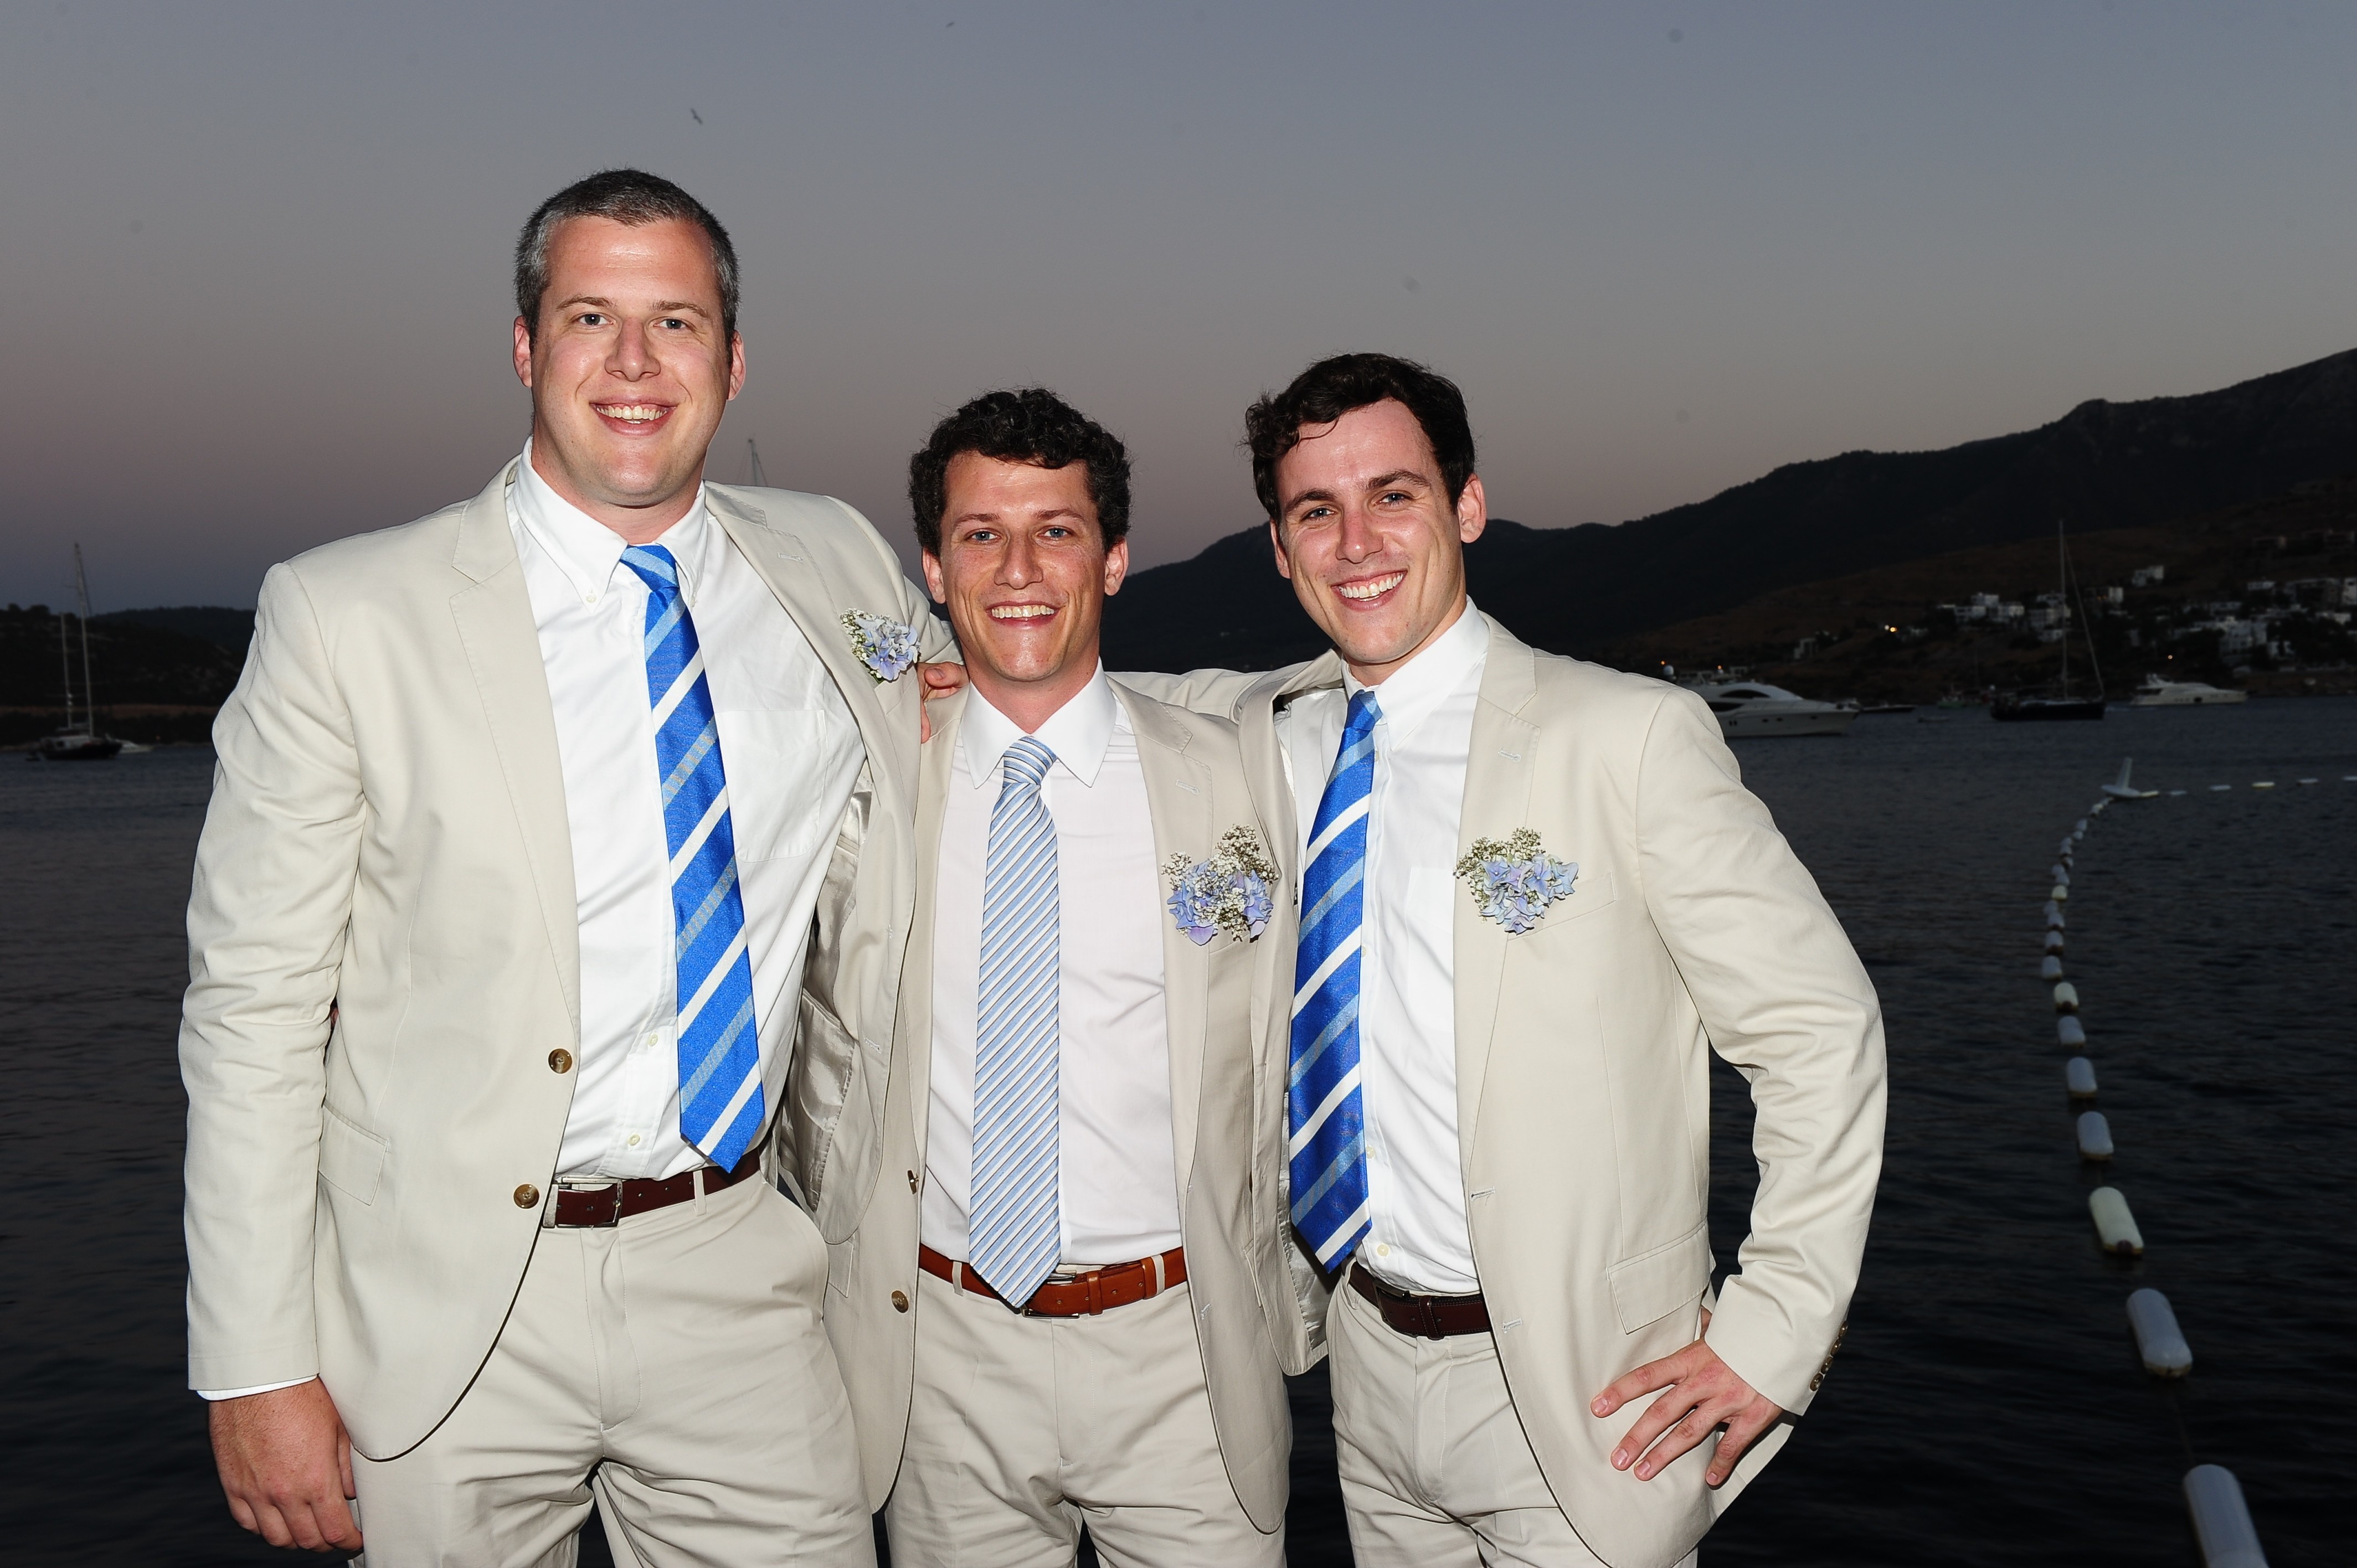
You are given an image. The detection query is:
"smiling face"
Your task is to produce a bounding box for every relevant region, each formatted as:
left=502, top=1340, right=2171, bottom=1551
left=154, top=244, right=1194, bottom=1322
left=511, top=215, right=744, bottom=543
left=1268, top=398, right=1487, bottom=684
left=922, top=452, right=1128, bottom=732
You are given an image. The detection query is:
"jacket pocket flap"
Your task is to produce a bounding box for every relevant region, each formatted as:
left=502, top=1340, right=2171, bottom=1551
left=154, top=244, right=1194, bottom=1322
left=318, top=1106, right=388, bottom=1205
left=1606, top=1221, right=1711, bottom=1333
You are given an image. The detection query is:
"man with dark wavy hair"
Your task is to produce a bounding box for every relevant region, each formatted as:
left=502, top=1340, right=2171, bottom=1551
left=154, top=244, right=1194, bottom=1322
left=181, top=168, right=950, bottom=1564
left=1121, top=352, right=1885, bottom=1568
left=821, top=388, right=1312, bottom=1566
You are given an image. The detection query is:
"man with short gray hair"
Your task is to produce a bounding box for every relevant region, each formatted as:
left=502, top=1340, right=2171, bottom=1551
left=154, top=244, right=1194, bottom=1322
left=182, top=168, right=948, bottom=1565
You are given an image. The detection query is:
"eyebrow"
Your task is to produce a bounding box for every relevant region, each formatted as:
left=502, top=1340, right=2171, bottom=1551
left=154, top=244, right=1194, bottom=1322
left=953, top=505, right=1089, bottom=529
left=1280, top=468, right=1432, bottom=513
left=548, top=294, right=713, bottom=320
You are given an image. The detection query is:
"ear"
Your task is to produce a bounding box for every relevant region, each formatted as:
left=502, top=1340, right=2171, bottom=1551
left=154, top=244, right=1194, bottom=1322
left=921, top=550, right=948, bottom=605
left=1455, top=473, right=1489, bottom=545
left=1102, top=538, right=1130, bottom=597
left=512, top=317, right=534, bottom=389
left=725, top=332, right=747, bottom=401
left=1268, top=519, right=1293, bottom=581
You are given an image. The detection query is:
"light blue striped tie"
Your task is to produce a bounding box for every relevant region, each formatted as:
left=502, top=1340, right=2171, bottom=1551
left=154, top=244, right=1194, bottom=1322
left=1290, top=690, right=1381, bottom=1269
left=619, top=545, right=764, bottom=1173
left=967, top=736, right=1063, bottom=1307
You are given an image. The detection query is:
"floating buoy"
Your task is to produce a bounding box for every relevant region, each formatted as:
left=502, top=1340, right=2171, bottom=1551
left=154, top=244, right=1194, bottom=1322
left=2050, top=883, right=2070, bottom=902
left=2210, top=785, right=2232, bottom=792
left=2092, top=800, right=2109, bottom=814
left=2076, top=1110, right=2114, bottom=1159
left=2128, top=1289, right=2193, bottom=1377
left=2065, top=1056, right=2098, bottom=1098
left=2090, top=1187, right=2143, bottom=1254
left=2059, top=837, right=2075, bottom=855
left=2051, top=863, right=2071, bottom=884
left=2058, top=1015, right=2086, bottom=1046
left=2298, top=778, right=2318, bottom=786
left=2044, top=930, right=2066, bottom=952
left=2169, top=790, right=2187, bottom=797
left=2046, top=905, right=2066, bottom=930
left=2252, top=781, right=2275, bottom=790
left=2183, top=1465, right=2265, bottom=1567
left=2075, top=819, right=2088, bottom=834
left=2041, top=955, right=2064, bottom=980
left=2053, top=981, right=2080, bottom=1013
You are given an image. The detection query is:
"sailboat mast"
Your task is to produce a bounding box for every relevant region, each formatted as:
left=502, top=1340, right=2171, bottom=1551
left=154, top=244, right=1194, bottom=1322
left=74, top=544, right=98, bottom=731
left=58, top=608, right=75, bottom=732
left=746, top=438, right=768, bottom=488
left=2056, top=518, right=2070, bottom=698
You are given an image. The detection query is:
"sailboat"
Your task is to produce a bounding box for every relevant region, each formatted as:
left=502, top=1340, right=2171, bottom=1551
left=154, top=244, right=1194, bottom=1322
left=1993, top=519, right=2107, bottom=722
left=34, top=545, right=124, bottom=761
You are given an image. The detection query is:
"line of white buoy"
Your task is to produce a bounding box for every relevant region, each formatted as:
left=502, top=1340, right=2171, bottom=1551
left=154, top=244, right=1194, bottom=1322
left=2039, top=774, right=2269, bottom=1565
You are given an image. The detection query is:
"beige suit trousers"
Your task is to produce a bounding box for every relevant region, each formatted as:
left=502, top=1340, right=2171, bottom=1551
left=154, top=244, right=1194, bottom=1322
left=883, top=1270, right=1282, bottom=1568
left=1331, top=1281, right=1697, bottom=1568
left=351, top=1174, right=872, bottom=1568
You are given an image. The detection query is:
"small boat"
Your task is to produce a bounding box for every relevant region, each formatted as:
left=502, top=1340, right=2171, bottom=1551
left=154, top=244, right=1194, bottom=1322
left=1856, top=703, right=1917, bottom=716
left=1993, top=519, right=2107, bottom=723
left=2101, top=758, right=2158, bottom=801
left=1687, top=681, right=1859, bottom=738
left=2128, top=674, right=2248, bottom=708
left=34, top=544, right=125, bottom=762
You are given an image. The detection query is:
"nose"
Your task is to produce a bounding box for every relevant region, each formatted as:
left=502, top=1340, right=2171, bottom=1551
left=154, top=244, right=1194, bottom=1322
left=999, top=532, right=1039, bottom=587
left=1335, top=503, right=1381, bottom=563
left=609, top=318, right=655, bottom=380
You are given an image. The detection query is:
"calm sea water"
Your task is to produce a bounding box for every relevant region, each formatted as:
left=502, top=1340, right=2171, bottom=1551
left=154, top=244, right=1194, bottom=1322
left=3, top=699, right=2351, bottom=1566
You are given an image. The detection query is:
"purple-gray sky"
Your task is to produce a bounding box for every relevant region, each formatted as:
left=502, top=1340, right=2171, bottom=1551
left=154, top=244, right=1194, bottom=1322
left=6, top=2, right=2355, bottom=611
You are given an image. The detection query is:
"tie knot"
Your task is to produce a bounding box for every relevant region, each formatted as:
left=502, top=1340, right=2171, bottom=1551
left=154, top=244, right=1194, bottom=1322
left=999, top=735, right=1056, bottom=793
left=1342, top=688, right=1383, bottom=740
left=620, top=545, right=681, bottom=596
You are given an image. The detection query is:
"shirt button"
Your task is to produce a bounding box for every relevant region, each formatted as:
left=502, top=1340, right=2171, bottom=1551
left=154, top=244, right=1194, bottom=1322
left=627, top=1134, right=642, bottom=1148
left=1376, top=1243, right=1391, bottom=1257
left=891, top=1290, right=910, bottom=1313
left=513, top=1184, right=540, bottom=1209
left=548, top=1049, right=574, bottom=1074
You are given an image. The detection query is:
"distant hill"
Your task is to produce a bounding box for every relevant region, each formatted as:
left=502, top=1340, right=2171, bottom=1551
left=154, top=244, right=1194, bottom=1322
left=1104, top=346, right=2357, bottom=670
left=96, top=605, right=255, bottom=652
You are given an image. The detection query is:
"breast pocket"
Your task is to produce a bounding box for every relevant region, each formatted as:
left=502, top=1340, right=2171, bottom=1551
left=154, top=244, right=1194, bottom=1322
left=713, top=709, right=852, bottom=863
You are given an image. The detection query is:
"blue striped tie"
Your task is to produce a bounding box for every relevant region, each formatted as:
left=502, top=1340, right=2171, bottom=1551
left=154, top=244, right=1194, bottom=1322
left=1290, top=690, right=1381, bottom=1268
left=619, top=545, right=764, bottom=1173
left=967, top=736, right=1063, bottom=1307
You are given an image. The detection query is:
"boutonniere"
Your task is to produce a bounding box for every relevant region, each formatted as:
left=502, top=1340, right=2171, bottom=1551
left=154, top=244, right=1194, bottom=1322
left=1163, top=826, right=1279, bottom=946
left=1454, top=829, right=1578, bottom=934
left=841, top=611, right=919, bottom=683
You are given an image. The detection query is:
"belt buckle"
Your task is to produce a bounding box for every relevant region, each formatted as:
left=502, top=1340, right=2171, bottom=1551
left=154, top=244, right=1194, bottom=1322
left=551, top=1178, right=623, bottom=1229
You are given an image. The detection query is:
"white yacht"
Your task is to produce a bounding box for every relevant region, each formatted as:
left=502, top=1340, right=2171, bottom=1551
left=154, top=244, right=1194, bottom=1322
left=1687, top=682, right=1859, bottom=739
left=2129, top=674, right=2247, bottom=708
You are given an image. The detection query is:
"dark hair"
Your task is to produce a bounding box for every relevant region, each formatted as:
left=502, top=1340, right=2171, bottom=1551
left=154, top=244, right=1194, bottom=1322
left=908, top=389, right=1132, bottom=555
left=514, top=169, right=739, bottom=343
left=1244, top=352, right=1476, bottom=520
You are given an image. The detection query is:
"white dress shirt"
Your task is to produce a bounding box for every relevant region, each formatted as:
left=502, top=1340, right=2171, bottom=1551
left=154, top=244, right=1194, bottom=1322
left=1278, top=601, right=1489, bottom=1295
left=198, top=453, right=863, bottom=1399
left=510, top=446, right=863, bottom=1182
left=920, top=669, right=1185, bottom=1267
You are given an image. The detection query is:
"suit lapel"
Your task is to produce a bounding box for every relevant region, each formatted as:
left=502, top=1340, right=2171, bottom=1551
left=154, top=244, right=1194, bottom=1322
left=708, top=491, right=917, bottom=817
left=1453, top=621, right=1539, bottom=1158
left=1116, top=684, right=1213, bottom=1201
left=446, top=460, right=583, bottom=1035
left=900, top=688, right=966, bottom=1153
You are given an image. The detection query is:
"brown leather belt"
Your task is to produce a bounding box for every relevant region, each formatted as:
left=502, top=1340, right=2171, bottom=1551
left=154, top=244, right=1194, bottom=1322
left=918, top=1243, right=1186, bottom=1317
left=1350, top=1261, right=1493, bottom=1339
left=549, top=1148, right=764, bottom=1228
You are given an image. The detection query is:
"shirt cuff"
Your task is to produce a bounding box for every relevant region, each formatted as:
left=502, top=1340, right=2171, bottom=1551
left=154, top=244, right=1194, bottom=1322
left=197, top=1376, right=316, bottom=1402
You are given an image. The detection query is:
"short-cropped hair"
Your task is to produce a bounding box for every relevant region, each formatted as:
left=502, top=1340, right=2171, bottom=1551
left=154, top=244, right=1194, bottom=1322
left=514, top=169, right=739, bottom=343
left=908, top=389, right=1132, bottom=555
left=1244, top=353, right=1476, bottom=520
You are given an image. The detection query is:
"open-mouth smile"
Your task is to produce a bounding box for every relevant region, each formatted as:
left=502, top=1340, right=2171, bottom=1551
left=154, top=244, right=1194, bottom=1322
left=1332, top=571, right=1406, bottom=604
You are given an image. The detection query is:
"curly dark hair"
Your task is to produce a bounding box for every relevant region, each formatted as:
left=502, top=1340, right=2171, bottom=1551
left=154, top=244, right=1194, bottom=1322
left=908, top=389, right=1132, bottom=555
left=515, top=169, right=738, bottom=343
left=1244, top=353, right=1476, bottom=521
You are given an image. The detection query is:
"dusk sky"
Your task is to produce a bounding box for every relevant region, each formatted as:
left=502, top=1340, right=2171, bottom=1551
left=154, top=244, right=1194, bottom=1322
left=6, top=2, right=2355, bottom=611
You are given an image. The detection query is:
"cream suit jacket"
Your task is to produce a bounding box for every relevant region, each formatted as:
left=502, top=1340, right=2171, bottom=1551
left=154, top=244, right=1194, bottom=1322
left=179, top=459, right=950, bottom=1460
left=811, top=682, right=1306, bottom=1532
left=1133, top=615, right=1887, bottom=1568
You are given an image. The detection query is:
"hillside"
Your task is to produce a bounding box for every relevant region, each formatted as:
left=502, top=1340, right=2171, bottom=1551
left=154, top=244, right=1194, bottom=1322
left=1104, top=346, right=2357, bottom=670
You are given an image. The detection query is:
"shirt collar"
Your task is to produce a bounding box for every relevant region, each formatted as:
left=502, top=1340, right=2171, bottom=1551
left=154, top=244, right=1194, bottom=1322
left=961, top=664, right=1121, bottom=791
left=510, top=441, right=714, bottom=608
left=1341, top=598, right=1489, bottom=735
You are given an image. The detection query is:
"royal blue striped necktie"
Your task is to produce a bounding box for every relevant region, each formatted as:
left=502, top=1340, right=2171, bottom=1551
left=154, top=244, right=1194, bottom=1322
left=1290, top=689, right=1382, bottom=1269
left=967, top=736, right=1064, bottom=1307
left=619, top=544, right=765, bottom=1172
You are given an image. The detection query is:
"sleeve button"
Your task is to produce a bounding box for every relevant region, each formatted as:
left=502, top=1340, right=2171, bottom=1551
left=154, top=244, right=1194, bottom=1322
left=891, top=1290, right=910, bottom=1313
left=514, top=1184, right=541, bottom=1209
left=548, top=1049, right=574, bottom=1074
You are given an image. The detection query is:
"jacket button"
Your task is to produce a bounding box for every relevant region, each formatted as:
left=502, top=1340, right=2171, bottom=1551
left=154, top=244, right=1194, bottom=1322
left=514, top=1184, right=541, bottom=1209
left=548, top=1049, right=574, bottom=1074
left=891, top=1290, right=909, bottom=1313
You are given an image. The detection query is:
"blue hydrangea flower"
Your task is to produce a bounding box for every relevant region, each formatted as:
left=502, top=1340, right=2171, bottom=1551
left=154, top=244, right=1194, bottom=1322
left=1162, top=827, right=1279, bottom=946
left=1455, top=831, right=1578, bottom=935
left=841, top=611, right=919, bottom=682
